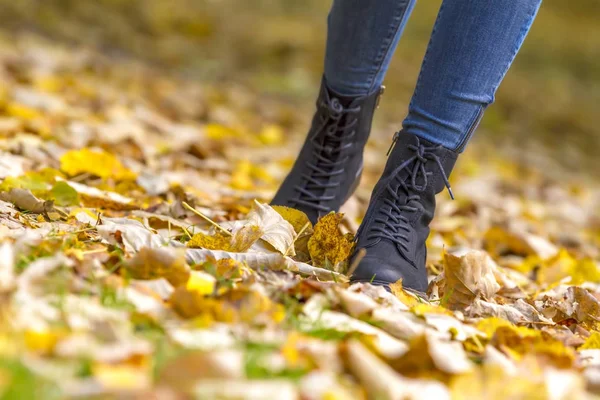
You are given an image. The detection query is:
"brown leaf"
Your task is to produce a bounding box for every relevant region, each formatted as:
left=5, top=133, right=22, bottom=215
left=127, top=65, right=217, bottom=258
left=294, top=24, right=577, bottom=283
left=438, top=250, right=501, bottom=310
left=0, top=188, right=53, bottom=214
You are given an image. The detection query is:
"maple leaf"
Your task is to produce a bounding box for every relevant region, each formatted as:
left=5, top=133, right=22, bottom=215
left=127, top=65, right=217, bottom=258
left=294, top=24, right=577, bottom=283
left=307, top=212, right=354, bottom=270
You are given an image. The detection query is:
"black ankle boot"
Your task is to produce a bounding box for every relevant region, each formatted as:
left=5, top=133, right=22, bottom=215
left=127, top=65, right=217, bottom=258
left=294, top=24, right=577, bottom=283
left=271, top=77, right=384, bottom=224
left=350, top=131, right=458, bottom=293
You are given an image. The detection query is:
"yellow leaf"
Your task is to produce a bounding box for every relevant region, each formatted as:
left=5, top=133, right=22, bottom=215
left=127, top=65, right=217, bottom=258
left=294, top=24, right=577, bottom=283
left=258, top=124, right=284, bottom=145
left=476, top=317, right=514, bottom=338
left=231, top=224, right=263, bottom=252
left=205, top=123, right=240, bottom=140
left=125, top=247, right=190, bottom=287
left=308, top=212, right=353, bottom=269
left=93, top=364, right=150, bottom=390
left=490, top=324, right=575, bottom=368
left=250, top=164, right=275, bottom=184
left=60, top=148, right=136, bottom=180
left=34, top=76, right=62, bottom=92
left=24, top=329, right=64, bottom=354
left=6, top=103, right=42, bottom=121
left=170, top=287, right=217, bottom=320
left=272, top=205, right=314, bottom=258
left=390, top=279, right=420, bottom=308
left=537, top=249, right=577, bottom=286
left=411, top=303, right=452, bottom=317
left=450, top=365, right=546, bottom=400
left=186, top=231, right=233, bottom=251
left=186, top=270, right=216, bottom=295
left=272, top=205, right=313, bottom=235
left=281, top=332, right=301, bottom=367
left=230, top=160, right=253, bottom=190
left=579, top=331, right=600, bottom=350
left=569, top=258, right=600, bottom=285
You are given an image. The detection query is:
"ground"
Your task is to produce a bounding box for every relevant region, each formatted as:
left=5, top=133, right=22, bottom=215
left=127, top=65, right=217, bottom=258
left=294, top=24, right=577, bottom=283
left=0, top=31, right=600, bottom=400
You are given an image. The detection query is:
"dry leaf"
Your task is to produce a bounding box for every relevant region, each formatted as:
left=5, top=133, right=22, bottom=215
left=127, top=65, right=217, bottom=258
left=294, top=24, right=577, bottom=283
left=307, top=212, right=353, bottom=269
left=247, top=201, right=296, bottom=256
left=125, top=247, right=190, bottom=287
left=0, top=188, right=53, bottom=214
left=438, top=250, right=501, bottom=310
left=159, top=350, right=243, bottom=393
left=343, top=340, right=450, bottom=400
left=389, top=333, right=473, bottom=377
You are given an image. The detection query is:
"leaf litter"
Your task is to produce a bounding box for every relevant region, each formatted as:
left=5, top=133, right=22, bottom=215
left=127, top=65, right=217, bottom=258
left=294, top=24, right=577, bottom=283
left=0, top=33, right=599, bottom=399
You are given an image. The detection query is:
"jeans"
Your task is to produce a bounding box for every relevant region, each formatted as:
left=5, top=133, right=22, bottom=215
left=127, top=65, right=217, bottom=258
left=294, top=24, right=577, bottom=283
left=324, top=0, right=542, bottom=151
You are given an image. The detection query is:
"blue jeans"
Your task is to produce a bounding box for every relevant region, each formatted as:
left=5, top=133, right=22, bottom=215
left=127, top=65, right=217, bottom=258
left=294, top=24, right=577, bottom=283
left=324, top=0, right=542, bottom=151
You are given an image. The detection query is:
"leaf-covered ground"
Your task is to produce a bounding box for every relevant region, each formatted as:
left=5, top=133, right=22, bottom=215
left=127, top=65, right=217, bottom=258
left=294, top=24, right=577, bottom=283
left=1, top=33, right=600, bottom=400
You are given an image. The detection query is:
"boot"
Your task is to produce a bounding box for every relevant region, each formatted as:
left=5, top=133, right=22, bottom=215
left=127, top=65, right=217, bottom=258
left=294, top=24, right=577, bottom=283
left=350, top=130, right=458, bottom=293
left=271, top=77, right=384, bottom=224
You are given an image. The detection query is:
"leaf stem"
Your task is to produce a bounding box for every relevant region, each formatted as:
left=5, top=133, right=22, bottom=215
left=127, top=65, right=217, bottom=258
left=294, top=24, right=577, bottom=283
left=284, top=221, right=311, bottom=257
left=182, top=201, right=231, bottom=236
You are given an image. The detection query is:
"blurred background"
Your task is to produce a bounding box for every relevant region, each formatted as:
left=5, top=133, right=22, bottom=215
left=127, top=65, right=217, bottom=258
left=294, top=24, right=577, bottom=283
left=1, top=0, right=598, bottom=175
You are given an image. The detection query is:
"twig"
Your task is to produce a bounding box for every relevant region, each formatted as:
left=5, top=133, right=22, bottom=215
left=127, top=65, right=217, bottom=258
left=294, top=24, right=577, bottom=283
left=284, top=221, right=311, bottom=257
left=346, top=248, right=366, bottom=278
left=181, top=201, right=231, bottom=236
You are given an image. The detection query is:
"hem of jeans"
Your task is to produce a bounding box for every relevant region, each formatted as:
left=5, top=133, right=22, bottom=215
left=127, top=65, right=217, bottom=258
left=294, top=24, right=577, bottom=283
left=403, top=128, right=456, bottom=153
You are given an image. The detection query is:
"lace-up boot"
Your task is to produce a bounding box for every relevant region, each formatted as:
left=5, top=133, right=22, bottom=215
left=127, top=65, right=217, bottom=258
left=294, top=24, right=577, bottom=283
left=271, top=77, right=384, bottom=224
left=350, top=130, right=458, bottom=293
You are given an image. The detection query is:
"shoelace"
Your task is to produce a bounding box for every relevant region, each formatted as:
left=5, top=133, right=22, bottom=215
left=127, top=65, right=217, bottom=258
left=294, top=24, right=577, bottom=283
left=292, top=96, right=361, bottom=212
left=367, top=133, right=454, bottom=254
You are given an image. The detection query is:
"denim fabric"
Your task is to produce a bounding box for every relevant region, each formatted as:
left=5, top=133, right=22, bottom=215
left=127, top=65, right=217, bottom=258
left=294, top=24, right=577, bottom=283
left=324, top=0, right=542, bottom=151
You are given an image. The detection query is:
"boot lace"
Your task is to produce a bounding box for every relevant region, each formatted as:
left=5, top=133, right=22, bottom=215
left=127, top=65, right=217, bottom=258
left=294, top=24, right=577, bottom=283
left=292, top=96, right=361, bottom=212
left=368, top=133, right=454, bottom=254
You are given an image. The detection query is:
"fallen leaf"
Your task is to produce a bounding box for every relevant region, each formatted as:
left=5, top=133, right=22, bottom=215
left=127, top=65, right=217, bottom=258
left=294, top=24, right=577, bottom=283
left=60, top=148, right=136, bottom=180
left=247, top=201, right=296, bottom=256
left=438, top=250, right=501, bottom=310
left=389, top=333, right=473, bottom=378
left=307, top=212, right=353, bottom=270
left=49, top=181, right=80, bottom=206
left=579, top=332, right=600, bottom=350
left=342, top=340, right=450, bottom=400
left=158, top=350, right=243, bottom=393
left=0, top=188, right=53, bottom=214
left=125, top=247, right=190, bottom=287
left=186, top=270, right=216, bottom=295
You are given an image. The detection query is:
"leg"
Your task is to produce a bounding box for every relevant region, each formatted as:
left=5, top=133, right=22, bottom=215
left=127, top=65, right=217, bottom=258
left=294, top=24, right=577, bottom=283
left=271, top=0, right=416, bottom=222
left=325, top=0, right=416, bottom=96
left=403, top=0, right=542, bottom=151
left=352, top=0, right=542, bottom=292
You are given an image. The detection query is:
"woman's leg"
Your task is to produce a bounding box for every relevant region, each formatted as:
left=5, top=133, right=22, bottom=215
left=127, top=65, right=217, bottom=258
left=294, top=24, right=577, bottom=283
left=403, top=0, right=542, bottom=151
left=272, top=0, right=416, bottom=222
left=352, top=0, right=543, bottom=291
left=324, top=0, right=416, bottom=96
